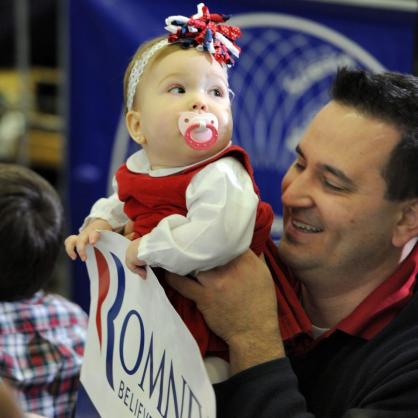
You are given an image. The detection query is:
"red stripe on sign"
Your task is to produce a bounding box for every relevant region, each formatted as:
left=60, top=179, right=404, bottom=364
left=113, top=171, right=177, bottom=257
left=94, top=247, right=110, bottom=349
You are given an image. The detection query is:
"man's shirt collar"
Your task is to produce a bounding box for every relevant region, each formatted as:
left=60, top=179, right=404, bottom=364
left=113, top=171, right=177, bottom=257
left=335, top=242, right=418, bottom=340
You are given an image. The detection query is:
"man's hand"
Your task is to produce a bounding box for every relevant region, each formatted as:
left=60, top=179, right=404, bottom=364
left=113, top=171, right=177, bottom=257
left=125, top=237, right=147, bottom=278
left=64, top=219, right=112, bottom=261
left=166, top=250, right=285, bottom=374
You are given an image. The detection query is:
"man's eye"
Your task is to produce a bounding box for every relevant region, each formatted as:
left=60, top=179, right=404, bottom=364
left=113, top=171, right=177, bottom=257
left=168, top=86, right=185, bottom=94
left=323, top=179, right=345, bottom=192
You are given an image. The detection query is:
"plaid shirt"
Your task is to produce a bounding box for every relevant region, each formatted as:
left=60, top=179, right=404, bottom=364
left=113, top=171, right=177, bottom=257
left=0, top=291, right=88, bottom=418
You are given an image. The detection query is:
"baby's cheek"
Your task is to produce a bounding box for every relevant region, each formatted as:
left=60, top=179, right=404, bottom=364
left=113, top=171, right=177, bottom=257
left=218, top=107, right=232, bottom=122
left=220, top=114, right=233, bottom=135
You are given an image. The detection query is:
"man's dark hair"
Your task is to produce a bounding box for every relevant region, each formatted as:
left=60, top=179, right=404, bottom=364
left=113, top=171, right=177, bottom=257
left=331, top=67, right=418, bottom=201
left=0, top=164, right=63, bottom=301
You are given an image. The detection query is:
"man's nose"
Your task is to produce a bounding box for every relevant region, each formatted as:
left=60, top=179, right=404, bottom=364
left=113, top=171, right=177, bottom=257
left=281, top=170, right=314, bottom=208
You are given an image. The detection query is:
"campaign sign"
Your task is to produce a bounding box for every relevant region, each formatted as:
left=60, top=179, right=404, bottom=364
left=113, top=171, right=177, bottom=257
left=75, top=231, right=215, bottom=418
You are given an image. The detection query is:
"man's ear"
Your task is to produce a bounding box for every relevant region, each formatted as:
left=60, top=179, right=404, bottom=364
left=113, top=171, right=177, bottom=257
left=392, top=199, right=418, bottom=247
left=126, top=110, right=146, bottom=145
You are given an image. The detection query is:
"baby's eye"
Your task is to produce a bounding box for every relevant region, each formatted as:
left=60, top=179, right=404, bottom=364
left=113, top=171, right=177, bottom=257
left=168, top=85, right=185, bottom=94
left=209, top=87, right=225, bottom=97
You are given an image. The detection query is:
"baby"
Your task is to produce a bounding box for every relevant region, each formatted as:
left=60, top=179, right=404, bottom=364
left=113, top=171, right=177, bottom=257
left=65, top=3, right=274, bottom=381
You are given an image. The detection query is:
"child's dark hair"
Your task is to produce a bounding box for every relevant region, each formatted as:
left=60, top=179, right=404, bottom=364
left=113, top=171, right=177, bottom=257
left=0, top=164, right=63, bottom=301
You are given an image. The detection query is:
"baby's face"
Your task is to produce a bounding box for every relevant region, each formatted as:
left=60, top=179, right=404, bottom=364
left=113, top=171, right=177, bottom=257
left=133, top=48, right=233, bottom=168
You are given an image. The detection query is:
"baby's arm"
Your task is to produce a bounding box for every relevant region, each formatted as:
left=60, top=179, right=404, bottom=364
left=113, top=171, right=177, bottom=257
left=137, top=157, right=258, bottom=275
left=65, top=186, right=128, bottom=261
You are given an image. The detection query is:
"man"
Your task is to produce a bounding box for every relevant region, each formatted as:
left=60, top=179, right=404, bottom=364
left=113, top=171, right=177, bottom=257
left=0, top=164, right=88, bottom=418
left=167, top=68, right=418, bottom=417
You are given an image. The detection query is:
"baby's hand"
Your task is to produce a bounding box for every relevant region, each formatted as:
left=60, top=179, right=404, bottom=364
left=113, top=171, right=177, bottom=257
left=123, top=220, right=138, bottom=240
left=125, top=238, right=147, bottom=279
left=64, top=219, right=112, bottom=262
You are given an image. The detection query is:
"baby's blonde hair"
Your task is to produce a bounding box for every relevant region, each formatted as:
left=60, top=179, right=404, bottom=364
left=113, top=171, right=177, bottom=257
left=123, top=36, right=183, bottom=113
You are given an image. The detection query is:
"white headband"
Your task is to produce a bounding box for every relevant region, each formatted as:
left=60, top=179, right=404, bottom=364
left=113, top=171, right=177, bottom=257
left=126, top=39, right=169, bottom=112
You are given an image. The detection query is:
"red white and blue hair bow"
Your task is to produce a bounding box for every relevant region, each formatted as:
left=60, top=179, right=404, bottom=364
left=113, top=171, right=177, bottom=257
left=165, top=3, right=241, bottom=68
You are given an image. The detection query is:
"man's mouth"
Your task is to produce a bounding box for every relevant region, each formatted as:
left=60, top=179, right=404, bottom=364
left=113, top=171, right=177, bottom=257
left=291, top=219, right=323, bottom=233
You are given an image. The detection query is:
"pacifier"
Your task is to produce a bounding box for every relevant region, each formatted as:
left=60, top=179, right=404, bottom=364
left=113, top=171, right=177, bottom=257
left=178, top=112, right=219, bottom=151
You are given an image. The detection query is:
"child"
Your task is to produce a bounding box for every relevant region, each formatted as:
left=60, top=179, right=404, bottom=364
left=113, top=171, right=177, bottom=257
left=65, top=3, right=306, bottom=381
left=0, top=164, right=88, bottom=417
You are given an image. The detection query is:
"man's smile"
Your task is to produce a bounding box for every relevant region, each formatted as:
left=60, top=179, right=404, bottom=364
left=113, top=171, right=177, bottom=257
left=291, top=219, right=323, bottom=233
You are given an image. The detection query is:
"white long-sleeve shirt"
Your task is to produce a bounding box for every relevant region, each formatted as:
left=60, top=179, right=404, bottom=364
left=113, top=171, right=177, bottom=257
left=83, top=147, right=258, bottom=275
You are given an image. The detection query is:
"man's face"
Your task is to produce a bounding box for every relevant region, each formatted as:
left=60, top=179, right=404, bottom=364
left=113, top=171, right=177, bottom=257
left=278, top=101, right=404, bottom=287
left=133, top=48, right=233, bottom=168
